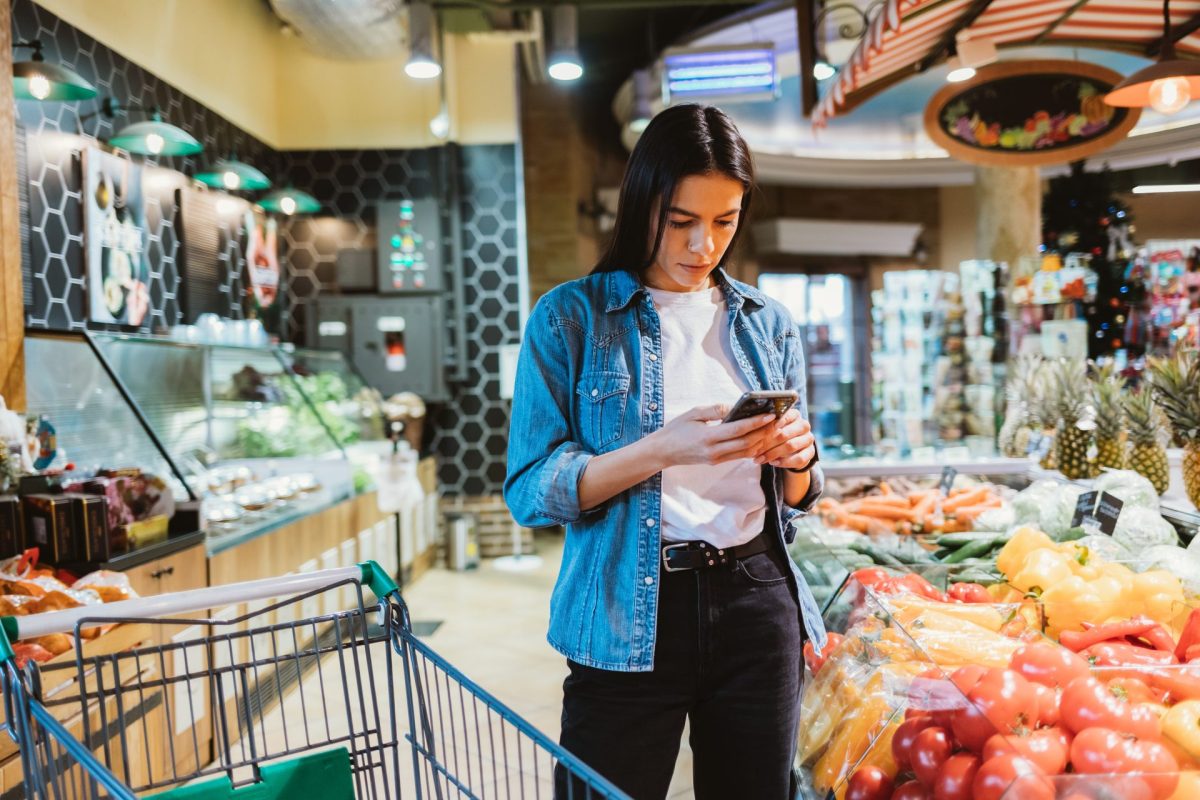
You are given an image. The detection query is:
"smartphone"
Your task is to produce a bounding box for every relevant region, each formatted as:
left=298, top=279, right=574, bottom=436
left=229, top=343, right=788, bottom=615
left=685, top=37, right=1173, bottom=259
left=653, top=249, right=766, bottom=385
left=722, top=390, right=799, bottom=423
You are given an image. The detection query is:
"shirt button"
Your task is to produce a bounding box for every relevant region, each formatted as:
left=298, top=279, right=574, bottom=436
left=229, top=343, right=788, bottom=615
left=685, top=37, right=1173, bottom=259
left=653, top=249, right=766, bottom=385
left=648, top=402, right=658, bottom=411
left=646, top=518, right=656, bottom=528
left=648, top=353, right=658, bottom=362
left=644, top=576, right=654, bottom=586
left=591, top=389, right=598, bottom=397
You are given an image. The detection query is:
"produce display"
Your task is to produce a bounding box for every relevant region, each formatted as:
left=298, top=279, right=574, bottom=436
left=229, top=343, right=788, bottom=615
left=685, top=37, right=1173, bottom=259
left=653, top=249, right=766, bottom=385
left=1146, top=350, right=1200, bottom=509
left=0, top=550, right=136, bottom=668
left=794, top=458, right=1200, bottom=799
left=1093, top=364, right=1127, bottom=472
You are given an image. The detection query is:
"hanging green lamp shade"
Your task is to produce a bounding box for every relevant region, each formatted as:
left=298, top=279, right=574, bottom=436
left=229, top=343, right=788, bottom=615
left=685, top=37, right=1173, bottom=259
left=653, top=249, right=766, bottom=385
left=109, top=114, right=203, bottom=156
left=196, top=158, right=271, bottom=192
left=256, top=187, right=321, bottom=216
left=13, top=52, right=97, bottom=101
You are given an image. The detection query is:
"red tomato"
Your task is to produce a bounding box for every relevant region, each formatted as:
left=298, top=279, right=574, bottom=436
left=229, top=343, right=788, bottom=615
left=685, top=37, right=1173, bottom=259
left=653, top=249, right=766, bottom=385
left=1010, top=642, right=1090, bottom=689
left=948, top=582, right=991, bottom=603
left=893, top=716, right=937, bottom=771
left=852, top=567, right=893, bottom=589
left=1107, top=676, right=1168, bottom=706
left=952, top=669, right=1037, bottom=752
left=1031, top=683, right=1060, bottom=727
left=950, top=665, right=988, bottom=694
left=891, top=780, right=932, bottom=800
left=972, top=754, right=1055, bottom=800
left=846, top=765, right=894, bottom=800
left=1060, top=676, right=1163, bottom=740
left=1069, top=727, right=1179, bottom=800
left=932, top=752, right=979, bottom=800
left=911, top=727, right=954, bottom=787
left=803, top=632, right=844, bottom=675
left=983, top=727, right=1071, bottom=775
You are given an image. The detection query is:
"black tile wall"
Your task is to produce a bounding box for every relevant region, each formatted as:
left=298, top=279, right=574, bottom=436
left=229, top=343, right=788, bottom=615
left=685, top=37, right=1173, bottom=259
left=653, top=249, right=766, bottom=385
left=9, top=0, right=523, bottom=497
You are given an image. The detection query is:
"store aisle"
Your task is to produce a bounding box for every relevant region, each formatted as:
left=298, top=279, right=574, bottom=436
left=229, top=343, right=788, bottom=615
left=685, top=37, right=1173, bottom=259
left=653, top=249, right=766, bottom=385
left=402, top=533, right=695, bottom=798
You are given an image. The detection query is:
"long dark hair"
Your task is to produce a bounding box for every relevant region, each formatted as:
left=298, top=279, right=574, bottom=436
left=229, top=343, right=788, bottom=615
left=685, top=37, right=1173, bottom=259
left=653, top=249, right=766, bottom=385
left=592, top=104, right=755, bottom=275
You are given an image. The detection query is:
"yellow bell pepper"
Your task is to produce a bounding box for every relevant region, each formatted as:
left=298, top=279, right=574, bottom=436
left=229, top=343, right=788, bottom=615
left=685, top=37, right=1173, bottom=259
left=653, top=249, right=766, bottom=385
left=1041, top=575, right=1102, bottom=634
left=1163, top=700, right=1200, bottom=766
left=1134, top=570, right=1188, bottom=624
left=1011, top=548, right=1075, bottom=594
left=997, top=526, right=1055, bottom=578
left=1168, top=772, right=1200, bottom=800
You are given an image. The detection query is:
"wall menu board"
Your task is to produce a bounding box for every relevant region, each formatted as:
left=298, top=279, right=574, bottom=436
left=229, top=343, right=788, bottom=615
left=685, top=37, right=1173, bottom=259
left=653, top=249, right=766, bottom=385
left=923, top=61, right=1141, bottom=167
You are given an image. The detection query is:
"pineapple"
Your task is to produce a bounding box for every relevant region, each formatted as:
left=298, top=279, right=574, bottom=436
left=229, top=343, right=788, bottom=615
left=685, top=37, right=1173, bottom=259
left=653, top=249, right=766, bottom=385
left=1053, top=359, right=1098, bottom=480
left=1093, top=363, right=1127, bottom=471
left=1028, top=361, right=1060, bottom=470
left=999, top=355, right=1043, bottom=458
left=1147, top=350, right=1200, bottom=508
left=1125, top=389, right=1170, bottom=495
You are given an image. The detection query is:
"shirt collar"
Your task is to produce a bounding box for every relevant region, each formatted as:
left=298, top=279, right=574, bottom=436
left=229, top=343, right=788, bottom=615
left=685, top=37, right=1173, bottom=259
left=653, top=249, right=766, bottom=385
left=604, top=268, right=766, bottom=313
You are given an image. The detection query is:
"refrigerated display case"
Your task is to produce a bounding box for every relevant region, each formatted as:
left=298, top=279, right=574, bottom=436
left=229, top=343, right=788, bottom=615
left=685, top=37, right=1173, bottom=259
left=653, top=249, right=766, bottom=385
left=90, top=332, right=356, bottom=546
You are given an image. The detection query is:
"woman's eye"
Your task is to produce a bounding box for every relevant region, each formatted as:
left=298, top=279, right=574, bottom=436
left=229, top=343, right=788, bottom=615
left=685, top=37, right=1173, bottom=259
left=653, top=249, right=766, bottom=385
left=668, top=220, right=691, bottom=229
left=716, top=219, right=736, bottom=228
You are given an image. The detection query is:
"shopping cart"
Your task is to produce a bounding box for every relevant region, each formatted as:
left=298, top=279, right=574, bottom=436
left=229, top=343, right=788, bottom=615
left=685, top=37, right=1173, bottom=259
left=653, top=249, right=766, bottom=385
left=0, top=561, right=628, bottom=799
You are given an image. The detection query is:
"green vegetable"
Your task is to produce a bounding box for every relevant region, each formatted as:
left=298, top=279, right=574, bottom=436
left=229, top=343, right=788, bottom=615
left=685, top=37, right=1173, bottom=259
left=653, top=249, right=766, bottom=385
left=941, top=536, right=999, bottom=564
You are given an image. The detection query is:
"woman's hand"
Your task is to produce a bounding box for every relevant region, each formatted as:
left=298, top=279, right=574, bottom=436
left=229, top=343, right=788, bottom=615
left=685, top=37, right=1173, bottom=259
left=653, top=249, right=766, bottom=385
left=752, top=409, right=816, bottom=470
left=651, top=405, right=777, bottom=469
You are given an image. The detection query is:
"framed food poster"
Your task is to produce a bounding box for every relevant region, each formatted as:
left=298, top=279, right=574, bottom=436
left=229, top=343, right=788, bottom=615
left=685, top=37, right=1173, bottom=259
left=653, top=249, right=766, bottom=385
left=242, top=208, right=284, bottom=335
left=83, top=147, right=150, bottom=326
left=924, top=61, right=1142, bottom=167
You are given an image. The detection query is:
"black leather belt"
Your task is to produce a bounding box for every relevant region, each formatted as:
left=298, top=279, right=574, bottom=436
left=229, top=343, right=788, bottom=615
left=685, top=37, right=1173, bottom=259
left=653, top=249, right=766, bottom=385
left=660, top=534, right=770, bottom=573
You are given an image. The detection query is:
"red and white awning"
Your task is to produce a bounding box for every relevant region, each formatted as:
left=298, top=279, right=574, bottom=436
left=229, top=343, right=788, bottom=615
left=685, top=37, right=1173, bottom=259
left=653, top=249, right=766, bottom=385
left=814, top=0, right=1200, bottom=125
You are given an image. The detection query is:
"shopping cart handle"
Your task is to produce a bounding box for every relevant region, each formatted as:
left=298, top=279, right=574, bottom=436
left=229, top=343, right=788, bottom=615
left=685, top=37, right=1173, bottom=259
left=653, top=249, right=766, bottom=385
left=0, top=561, right=400, bottom=652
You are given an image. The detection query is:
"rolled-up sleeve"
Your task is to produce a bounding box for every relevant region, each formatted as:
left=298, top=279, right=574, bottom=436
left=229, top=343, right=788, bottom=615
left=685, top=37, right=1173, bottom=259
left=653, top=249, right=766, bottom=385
left=503, top=301, right=595, bottom=528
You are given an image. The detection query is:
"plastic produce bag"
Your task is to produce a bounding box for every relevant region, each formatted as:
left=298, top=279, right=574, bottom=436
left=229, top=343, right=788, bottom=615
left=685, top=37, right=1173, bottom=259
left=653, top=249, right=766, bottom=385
left=1076, top=534, right=1133, bottom=564
left=1113, top=505, right=1179, bottom=550
left=1143, top=545, right=1200, bottom=595
left=1095, top=469, right=1161, bottom=509
left=1011, top=480, right=1061, bottom=525
left=1040, top=483, right=1089, bottom=538
left=975, top=505, right=1015, bottom=532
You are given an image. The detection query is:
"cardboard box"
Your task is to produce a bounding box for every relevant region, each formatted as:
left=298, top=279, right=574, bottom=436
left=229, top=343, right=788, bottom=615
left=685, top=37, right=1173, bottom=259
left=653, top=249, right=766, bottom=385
left=67, top=493, right=110, bottom=563
left=23, top=494, right=75, bottom=563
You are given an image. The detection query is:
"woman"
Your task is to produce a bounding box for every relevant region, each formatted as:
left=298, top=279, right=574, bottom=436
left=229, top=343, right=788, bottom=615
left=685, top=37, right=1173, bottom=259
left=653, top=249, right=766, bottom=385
left=504, top=103, right=828, bottom=800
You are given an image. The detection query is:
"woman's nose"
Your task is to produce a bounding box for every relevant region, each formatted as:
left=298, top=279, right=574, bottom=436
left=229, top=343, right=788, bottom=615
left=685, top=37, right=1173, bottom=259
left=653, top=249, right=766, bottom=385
left=689, top=227, right=715, bottom=255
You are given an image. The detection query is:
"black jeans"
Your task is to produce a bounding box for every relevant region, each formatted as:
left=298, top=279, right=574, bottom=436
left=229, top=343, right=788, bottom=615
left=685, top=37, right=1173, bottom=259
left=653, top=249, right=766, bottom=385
left=555, top=540, right=803, bottom=800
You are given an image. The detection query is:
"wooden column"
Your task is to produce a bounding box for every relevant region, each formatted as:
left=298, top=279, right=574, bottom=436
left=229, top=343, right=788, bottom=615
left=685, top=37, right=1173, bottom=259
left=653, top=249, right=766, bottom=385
left=975, top=165, right=1041, bottom=269
left=0, top=1, right=24, bottom=409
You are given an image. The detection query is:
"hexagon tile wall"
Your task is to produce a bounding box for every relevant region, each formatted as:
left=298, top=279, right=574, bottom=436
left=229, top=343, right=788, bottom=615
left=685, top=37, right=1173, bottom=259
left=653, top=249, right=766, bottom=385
left=11, top=0, right=524, bottom=497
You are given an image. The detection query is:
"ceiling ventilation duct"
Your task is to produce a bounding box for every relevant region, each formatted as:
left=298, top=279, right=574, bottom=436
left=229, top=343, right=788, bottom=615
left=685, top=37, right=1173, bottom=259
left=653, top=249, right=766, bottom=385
left=269, top=0, right=409, bottom=59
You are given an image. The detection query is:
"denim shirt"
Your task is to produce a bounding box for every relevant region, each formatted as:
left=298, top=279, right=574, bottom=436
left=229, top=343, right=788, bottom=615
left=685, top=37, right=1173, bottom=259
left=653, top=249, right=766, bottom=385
left=504, top=268, right=829, bottom=672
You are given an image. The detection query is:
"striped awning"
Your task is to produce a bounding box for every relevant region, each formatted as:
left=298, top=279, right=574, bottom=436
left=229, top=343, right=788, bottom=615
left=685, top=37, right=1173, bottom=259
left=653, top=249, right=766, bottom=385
left=814, top=0, right=1200, bottom=125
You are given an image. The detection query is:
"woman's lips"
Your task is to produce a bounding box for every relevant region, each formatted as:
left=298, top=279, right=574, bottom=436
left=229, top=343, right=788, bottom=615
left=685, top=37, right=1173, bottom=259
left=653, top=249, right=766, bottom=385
left=680, top=263, right=712, bottom=270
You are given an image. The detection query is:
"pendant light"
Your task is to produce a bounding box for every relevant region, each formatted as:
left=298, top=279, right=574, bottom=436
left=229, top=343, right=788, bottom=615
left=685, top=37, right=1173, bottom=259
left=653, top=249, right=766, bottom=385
left=547, top=5, right=584, bottom=82
left=256, top=187, right=321, bottom=216
left=196, top=156, right=272, bottom=192
left=12, top=40, right=97, bottom=101
left=405, top=2, right=441, bottom=79
left=1106, top=0, right=1200, bottom=115
left=82, top=98, right=202, bottom=156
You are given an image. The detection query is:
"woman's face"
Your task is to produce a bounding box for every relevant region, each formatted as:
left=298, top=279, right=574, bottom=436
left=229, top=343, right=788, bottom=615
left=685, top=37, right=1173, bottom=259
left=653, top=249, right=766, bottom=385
left=644, top=172, right=745, bottom=293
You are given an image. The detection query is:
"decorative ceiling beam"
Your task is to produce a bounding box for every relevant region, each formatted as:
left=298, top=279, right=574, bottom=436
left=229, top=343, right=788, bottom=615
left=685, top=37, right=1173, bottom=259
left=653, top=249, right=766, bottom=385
left=797, top=0, right=818, bottom=117
left=1148, top=11, right=1200, bottom=57
left=915, top=0, right=995, bottom=73
left=1032, top=0, right=1090, bottom=44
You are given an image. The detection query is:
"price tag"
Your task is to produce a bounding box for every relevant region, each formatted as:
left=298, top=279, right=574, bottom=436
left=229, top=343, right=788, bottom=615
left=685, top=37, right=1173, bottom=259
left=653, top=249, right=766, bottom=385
left=939, top=466, right=958, bottom=495
left=1071, top=491, right=1123, bottom=535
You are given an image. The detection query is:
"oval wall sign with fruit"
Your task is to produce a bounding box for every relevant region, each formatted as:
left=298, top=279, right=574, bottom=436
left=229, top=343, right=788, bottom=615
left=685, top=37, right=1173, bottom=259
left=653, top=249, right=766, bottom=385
left=923, top=60, right=1141, bottom=167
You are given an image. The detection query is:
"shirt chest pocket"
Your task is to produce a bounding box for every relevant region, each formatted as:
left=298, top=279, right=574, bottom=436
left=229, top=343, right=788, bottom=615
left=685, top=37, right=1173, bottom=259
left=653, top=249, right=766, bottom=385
left=575, top=371, right=630, bottom=451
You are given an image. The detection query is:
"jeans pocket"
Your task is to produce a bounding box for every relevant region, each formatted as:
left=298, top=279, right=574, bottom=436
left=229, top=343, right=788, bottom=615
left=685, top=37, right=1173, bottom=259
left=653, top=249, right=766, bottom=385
left=736, top=551, right=790, bottom=586
left=575, top=371, right=630, bottom=450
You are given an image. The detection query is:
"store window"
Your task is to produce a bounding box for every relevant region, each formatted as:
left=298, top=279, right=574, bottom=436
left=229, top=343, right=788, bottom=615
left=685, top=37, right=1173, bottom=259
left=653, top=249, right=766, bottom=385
left=758, top=273, right=856, bottom=447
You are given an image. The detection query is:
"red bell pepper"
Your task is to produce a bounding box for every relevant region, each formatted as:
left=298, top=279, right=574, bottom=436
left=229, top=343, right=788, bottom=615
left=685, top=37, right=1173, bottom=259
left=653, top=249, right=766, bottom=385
left=803, top=632, right=844, bottom=675
left=948, top=582, right=992, bottom=603
left=1083, top=641, right=1179, bottom=668
left=1177, top=608, right=1200, bottom=662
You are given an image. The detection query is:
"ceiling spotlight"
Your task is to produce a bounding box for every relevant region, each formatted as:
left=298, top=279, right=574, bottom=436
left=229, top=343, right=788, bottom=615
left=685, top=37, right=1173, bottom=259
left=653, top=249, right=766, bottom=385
left=946, top=57, right=976, bottom=83
left=813, top=60, right=836, bottom=81
left=548, top=5, right=584, bottom=82
left=405, top=2, right=442, bottom=79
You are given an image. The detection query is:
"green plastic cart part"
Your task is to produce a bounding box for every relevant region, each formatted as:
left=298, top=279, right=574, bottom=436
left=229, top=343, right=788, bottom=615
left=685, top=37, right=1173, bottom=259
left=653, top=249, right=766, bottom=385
left=0, top=616, right=16, bottom=663
left=146, top=748, right=354, bottom=800
left=359, top=560, right=399, bottom=599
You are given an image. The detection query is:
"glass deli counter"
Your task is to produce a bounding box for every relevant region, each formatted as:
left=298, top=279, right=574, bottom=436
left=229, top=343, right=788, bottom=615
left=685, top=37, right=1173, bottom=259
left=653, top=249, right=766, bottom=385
left=90, top=332, right=358, bottom=548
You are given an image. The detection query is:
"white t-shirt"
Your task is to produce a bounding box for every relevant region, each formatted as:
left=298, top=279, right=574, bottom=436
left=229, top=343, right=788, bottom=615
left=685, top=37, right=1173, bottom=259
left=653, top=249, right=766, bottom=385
left=647, top=286, right=767, bottom=547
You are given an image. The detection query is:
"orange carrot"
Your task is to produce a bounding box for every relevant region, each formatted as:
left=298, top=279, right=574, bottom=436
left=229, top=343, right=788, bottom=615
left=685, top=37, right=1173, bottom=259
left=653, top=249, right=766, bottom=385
left=942, top=487, right=990, bottom=512
left=855, top=503, right=918, bottom=522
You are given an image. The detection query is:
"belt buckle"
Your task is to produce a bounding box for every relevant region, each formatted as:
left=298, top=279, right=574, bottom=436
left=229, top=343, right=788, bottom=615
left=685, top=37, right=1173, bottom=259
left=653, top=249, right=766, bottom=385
left=661, top=543, right=692, bottom=573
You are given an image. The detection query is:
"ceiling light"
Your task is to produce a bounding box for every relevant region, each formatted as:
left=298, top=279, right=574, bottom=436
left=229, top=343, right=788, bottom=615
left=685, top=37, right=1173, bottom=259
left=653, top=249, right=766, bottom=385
left=12, top=40, right=97, bottom=101
left=196, top=157, right=271, bottom=192
left=946, top=57, right=976, bottom=83
left=813, top=60, right=836, bottom=81
left=662, top=45, right=777, bottom=102
left=98, top=100, right=203, bottom=156
left=1106, top=0, right=1200, bottom=115
left=1132, top=184, right=1200, bottom=194
left=547, top=5, right=583, bottom=82
left=430, top=106, right=450, bottom=140
left=256, top=187, right=322, bottom=215
left=954, top=30, right=997, bottom=69
left=405, top=2, right=441, bottom=79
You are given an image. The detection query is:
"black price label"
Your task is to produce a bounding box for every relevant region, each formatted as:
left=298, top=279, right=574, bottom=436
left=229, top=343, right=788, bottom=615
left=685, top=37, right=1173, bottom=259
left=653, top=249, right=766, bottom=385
left=1071, top=491, right=1099, bottom=529
left=1095, top=492, right=1124, bottom=535
left=939, top=466, right=958, bottom=494
left=1071, top=490, right=1123, bottom=535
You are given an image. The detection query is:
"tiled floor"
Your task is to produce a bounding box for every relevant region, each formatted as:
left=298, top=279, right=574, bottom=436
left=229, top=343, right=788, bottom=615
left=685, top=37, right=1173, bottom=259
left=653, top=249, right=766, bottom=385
left=245, top=531, right=695, bottom=798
